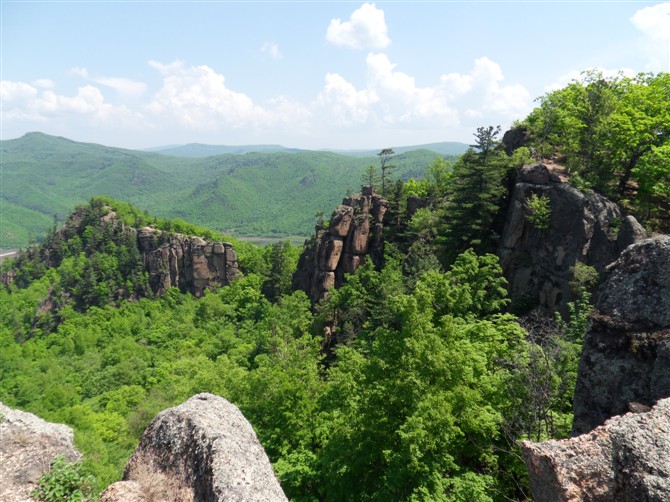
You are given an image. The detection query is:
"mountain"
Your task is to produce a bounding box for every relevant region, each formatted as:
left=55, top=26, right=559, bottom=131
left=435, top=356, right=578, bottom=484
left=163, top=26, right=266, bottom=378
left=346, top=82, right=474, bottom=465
left=149, top=141, right=470, bottom=158
left=0, top=132, right=455, bottom=250
left=147, top=143, right=304, bottom=157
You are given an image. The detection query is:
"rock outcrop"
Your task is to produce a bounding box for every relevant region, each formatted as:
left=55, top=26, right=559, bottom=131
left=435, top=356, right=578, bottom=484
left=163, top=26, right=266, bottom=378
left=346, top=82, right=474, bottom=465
left=497, top=163, right=647, bottom=314
left=101, top=393, right=287, bottom=502
left=138, top=228, right=240, bottom=297
left=572, top=236, right=670, bottom=435
left=293, top=187, right=389, bottom=303
left=0, top=402, right=81, bottom=502
left=521, top=397, right=670, bottom=502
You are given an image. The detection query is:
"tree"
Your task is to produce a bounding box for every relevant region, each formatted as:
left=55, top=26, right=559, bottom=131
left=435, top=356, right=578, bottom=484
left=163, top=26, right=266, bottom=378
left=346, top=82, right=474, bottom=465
left=377, top=148, right=397, bottom=195
left=362, top=164, right=380, bottom=191
left=440, top=127, right=510, bottom=264
left=261, top=241, right=298, bottom=303
left=525, top=71, right=670, bottom=231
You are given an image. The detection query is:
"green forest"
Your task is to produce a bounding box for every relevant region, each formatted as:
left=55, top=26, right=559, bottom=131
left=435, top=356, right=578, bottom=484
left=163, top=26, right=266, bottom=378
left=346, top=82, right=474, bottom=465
left=1, top=71, right=668, bottom=501
left=0, top=134, right=463, bottom=251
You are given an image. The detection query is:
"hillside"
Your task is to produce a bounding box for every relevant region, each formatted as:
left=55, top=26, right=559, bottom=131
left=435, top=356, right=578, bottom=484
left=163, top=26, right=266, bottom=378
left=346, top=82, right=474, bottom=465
left=0, top=133, right=454, bottom=250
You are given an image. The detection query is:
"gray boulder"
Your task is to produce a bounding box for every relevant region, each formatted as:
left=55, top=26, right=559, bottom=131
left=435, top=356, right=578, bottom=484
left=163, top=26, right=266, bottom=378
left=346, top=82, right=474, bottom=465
left=572, top=236, right=670, bottom=435
left=102, top=393, right=287, bottom=502
left=0, top=402, right=81, bottom=502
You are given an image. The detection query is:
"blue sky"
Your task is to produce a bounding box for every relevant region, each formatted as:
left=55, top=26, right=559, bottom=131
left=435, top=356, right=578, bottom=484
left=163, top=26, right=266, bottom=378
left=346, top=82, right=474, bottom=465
left=2, top=1, right=669, bottom=150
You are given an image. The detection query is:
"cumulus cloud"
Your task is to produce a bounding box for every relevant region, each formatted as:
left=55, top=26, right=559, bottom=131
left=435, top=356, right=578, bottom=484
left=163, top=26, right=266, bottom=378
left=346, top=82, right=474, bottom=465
left=261, top=42, right=282, bottom=60
left=1, top=79, right=141, bottom=126
left=631, top=2, right=670, bottom=71
left=145, top=60, right=309, bottom=131
left=316, top=54, right=530, bottom=130
left=326, top=3, right=390, bottom=50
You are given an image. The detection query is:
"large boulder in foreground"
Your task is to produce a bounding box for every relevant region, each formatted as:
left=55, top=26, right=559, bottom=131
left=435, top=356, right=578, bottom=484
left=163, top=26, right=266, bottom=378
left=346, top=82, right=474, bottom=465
left=522, top=397, right=670, bottom=502
left=0, top=402, right=81, bottom=502
left=572, top=236, right=670, bottom=435
left=102, top=393, right=287, bottom=502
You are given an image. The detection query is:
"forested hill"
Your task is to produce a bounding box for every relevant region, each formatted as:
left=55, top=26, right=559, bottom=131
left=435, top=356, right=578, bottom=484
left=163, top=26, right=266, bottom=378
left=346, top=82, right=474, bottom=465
left=0, top=132, right=459, bottom=250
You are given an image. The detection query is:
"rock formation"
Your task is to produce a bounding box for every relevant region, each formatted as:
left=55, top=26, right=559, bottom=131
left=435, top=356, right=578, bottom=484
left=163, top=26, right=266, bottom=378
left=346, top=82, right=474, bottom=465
left=101, top=393, right=287, bottom=502
left=497, top=163, right=647, bottom=314
left=138, top=227, right=240, bottom=297
left=521, top=397, right=670, bottom=502
left=572, top=236, right=670, bottom=435
left=293, top=187, right=389, bottom=303
left=522, top=235, right=670, bottom=501
left=0, top=402, right=81, bottom=502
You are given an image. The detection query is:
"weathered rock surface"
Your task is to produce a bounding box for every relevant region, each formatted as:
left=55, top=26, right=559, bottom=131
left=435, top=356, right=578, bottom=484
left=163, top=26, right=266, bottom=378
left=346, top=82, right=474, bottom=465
left=138, top=227, right=240, bottom=297
left=522, top=397, right=670, bottom=502
left=0, top=402, right=81, bottom=502
left=293, top=187, right=389, bottom=303
left=572, top=236, right=670, bottom=435
left=101, top=393, right=287, bottom=502
left=497, top=163, right=647, bottom=314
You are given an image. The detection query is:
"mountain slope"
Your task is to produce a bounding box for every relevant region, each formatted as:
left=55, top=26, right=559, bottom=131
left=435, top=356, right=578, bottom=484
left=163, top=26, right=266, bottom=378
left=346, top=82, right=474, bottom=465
left=1, top=133, right=453, bottom=249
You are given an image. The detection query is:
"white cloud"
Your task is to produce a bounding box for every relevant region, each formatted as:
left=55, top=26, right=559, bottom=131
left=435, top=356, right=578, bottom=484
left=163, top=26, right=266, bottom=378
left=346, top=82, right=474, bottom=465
left=316, top=54, right=530, bottom=131
left=68, top=67, right=89, bottom=78
left=1, top=78, right=143, bottom=126
left=145, top=60, right=308, bottom=132
left=66, top=66, right=146, bottom=97
left=631, top=2, right=670, bottom=71
left=326, top=3, right=390, bottom=50
left=261, top=42, right=282, bottom=60
left=92, top=77, right=147, bottom=98
left=32, top=79, right=55, bottom=89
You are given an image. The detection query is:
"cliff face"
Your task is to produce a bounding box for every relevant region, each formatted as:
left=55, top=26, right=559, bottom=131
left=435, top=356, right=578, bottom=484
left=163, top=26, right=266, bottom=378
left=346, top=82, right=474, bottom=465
left=293, top=187, right=389, bottom=303
left=101, top=393, right=287, bottom=502
left=0, top=402, right=81, bottom=502
left=572, top=236, right=670, bottom=435
left=137, top=227, right=240, bottom=297
left=497, top=163, right=647, bottom=314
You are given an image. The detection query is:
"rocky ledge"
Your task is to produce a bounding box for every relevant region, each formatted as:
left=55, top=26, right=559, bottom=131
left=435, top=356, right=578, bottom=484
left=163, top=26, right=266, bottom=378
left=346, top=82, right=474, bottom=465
left=0, top=402, right=81, bottom=502
left=522, top=397, right=670, bottom=502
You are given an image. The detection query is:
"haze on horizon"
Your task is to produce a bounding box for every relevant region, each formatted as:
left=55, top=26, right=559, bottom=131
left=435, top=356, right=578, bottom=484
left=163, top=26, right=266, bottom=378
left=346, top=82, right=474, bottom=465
left=1, top=1, right=669, bottom=151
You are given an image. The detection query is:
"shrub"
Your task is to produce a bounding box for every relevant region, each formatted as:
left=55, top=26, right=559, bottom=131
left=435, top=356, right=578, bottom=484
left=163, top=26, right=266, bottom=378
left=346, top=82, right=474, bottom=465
left=525, top=193, right=551, bottom=230
left=31, top=456, right=96, bottom=502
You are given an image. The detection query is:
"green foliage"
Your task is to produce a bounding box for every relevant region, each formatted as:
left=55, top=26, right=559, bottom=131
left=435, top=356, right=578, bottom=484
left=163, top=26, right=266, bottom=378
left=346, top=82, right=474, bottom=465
left=439, top=128, right=512, bottom=264
left=524, top=193, right=551, bottom=230
left=31, top=456, right=96, bottom=502
left=569, top=262, right=599, bottom=297
left=525, top=71, right=670, bottom=232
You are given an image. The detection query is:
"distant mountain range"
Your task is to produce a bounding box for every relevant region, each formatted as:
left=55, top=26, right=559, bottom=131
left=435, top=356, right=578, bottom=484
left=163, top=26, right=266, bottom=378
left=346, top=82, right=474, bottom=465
left=1, top=132, right=467, bottom=250
left=145, top=141, right=469, bottom=158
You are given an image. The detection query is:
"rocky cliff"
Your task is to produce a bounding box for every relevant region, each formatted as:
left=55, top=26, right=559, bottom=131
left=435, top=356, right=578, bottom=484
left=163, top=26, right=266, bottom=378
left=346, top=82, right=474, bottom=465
left=137, top=227, right=240, bottom=297
left=293, top=187, right=389, bottom=303
left=522, top=397, right=670, bottom=502
left=572, top=235, right=670, bottom=435
left=4, top=204, right=240, bottom=299
left=497, top=163, right=647, bottom=314
left=522, top=235, right=670, bottom=501
left=101, top=393, right=287, bottom=502
left=0, top=402, right=81, bottom=502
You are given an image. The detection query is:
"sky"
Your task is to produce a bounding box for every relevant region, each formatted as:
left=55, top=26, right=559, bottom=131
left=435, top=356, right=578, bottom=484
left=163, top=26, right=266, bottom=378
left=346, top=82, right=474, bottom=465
left=1, top=1, right=669, bottom=151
